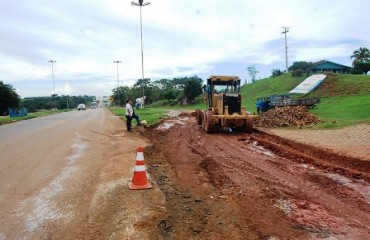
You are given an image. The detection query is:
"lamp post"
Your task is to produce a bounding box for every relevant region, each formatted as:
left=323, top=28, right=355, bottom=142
left=48, top=60, right=56, bottom=95
left=131, top=0, right=150, bottom=108
left=114, top=60, right=122, bottom=107
left=281, top=27, right=289, bottom=72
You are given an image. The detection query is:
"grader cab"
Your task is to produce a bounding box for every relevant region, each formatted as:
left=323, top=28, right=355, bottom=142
left=196, top=75, right=253, bottom=133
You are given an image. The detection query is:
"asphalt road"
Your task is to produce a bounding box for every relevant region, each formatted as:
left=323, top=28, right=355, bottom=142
left=0, top=109, right=105, bottom=239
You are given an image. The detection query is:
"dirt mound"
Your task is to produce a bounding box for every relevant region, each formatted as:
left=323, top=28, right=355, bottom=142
left=254, top=106, right=320, bottom=128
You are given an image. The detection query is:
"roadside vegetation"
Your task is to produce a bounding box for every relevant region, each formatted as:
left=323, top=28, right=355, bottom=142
left=111, top=73, right=370, bottom=130
left=111, top=76, right=203, bottom=107
left=110, top=107, right=169, bottom=125
left=21, top=95, right=95, bottom=112
left=241, top=73, right=370, bottom=129
left=311, top=95, right=370, bottom=128
left=0, top=109, right=71, bottom=125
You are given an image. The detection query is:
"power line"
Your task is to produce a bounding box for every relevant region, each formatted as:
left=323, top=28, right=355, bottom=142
left=291, top=44, right=368, bottom=49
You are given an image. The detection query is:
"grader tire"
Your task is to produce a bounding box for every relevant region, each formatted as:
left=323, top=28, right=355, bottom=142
left=204, top=111, right=214, bottom=133
left=195, top=109, right=202, bottom=125
left=202, top=112, right=206, bottom=130
left=241, top=119, right=254, bottom=133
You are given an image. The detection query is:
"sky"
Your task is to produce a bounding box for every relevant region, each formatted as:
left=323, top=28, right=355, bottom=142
left=1, top=0, right=369, bottom=98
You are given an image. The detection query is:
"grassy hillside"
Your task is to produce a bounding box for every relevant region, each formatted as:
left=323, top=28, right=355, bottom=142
left=311, top=95, right=370, bottom=128
left=110, top=73, right=370, bottom=129
left=241, top=74, right=306, bottom=112
left=241, top=73, right=370, bottom=128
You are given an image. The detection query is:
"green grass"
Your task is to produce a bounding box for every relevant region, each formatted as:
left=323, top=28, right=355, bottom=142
left=240, top=73, right=306, bottom=113
left=295, top=74, right=370, bottom=99
left=311, top=94, right=370, bottom=129
left=241, top=73, right=370, bottom=129
left=107, top=73, right=370, bottom=129
left=0, top=109, right=71, bottom=125
left=110, top=107, right=169, bottom=125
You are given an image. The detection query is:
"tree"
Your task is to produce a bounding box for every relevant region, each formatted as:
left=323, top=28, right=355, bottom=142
left=0, top=81, right=20, bottom=115
left=247, top=65, right=259, bottom=83
left=288, top=61, right=313, bottom=72
left=153, top=78, right=172, bottom=89
left=351, top=47, right=370, bottom=65
left=163, top=88, right=179, bottom=100
left=183, top=78, right=203, bottom=103
left=112, top=86, right=131, bottom=106
left=352, top=61, right=370, bottom=75
left=288, top=61, right=313, bottom=77
left=271, top=69, right=283, bottom=78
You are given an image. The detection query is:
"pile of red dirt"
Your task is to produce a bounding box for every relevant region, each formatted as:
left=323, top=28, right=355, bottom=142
left=254, top=106, right=321, bottom=128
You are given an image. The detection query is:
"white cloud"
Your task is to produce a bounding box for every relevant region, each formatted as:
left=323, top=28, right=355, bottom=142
left=0, top=0, right=369, bottom=97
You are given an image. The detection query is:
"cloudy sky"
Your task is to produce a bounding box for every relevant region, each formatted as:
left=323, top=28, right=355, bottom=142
left=1, top=0, right=369, bottom=97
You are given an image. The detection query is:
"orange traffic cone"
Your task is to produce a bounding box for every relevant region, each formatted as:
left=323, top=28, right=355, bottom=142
left=129, top=147, right=152, bottom=190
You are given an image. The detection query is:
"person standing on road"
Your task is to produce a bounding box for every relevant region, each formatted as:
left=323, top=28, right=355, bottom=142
left=125, top=99, right=133, bottom=132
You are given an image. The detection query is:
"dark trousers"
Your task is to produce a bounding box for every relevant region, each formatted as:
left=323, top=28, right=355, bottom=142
left=126, top=115, right=132, bottom=131
left=132, top=113, right=140, bottom=125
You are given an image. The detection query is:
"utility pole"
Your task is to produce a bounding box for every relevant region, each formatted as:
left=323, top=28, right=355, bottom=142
left=48, top=60, right=56, bottom=95
left=281, top=27, right=289, bottom=72
left=113, top=60, right=122, bottom=107
left=131, top=0, right=151, bottom=108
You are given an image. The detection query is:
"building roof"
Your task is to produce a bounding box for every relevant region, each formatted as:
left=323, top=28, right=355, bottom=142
left=312, top=60, right=351, bottom=69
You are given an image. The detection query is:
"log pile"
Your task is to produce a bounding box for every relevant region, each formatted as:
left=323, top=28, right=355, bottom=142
left=253, top=106, right=320, bottom=128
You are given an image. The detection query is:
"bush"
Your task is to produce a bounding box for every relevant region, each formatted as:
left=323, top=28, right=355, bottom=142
left=149, top=99, right=179, bottom=107
left=271, top=69, right=283, bottom=78
left=292, top=68, right=304, bottom=77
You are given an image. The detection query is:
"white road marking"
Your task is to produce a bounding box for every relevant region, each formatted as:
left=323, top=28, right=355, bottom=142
left=17, top=134, right=87, bottom=237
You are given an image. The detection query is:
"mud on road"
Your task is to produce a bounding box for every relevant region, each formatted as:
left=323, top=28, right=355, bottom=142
left=142, top=113, right=370, bottom=240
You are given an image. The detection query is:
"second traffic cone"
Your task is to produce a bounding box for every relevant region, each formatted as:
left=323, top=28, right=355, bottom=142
left=129, top=147, right=152, bottom=190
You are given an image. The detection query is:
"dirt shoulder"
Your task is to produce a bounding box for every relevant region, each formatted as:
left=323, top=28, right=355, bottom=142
left=0, top=109, right=167, bottom=239
left=143, top=115, right=370, bottom=239
left=263, top=124, right=370, bottom=161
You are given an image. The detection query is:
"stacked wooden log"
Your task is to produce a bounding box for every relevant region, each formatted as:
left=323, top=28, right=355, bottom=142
left=253, top=106, right=320, bottom=128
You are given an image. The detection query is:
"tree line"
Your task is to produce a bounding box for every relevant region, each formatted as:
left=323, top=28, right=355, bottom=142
left=111, top=76, right=203, bottom=106
left=0, top=76, right=203, bottom=115
left=1, top=80, right=95, bottom=115
left=21, top=95, right=95, bottom=112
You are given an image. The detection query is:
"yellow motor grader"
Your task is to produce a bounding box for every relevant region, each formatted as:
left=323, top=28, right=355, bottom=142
left=196, top=75, right=253, bottom=133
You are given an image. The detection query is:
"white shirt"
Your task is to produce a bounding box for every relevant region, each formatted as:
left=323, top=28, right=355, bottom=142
left=125, top=103, right=133, bottom=116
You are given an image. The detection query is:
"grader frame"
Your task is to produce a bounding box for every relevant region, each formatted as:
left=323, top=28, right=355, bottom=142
left=196, top=75, right=253, bottom=133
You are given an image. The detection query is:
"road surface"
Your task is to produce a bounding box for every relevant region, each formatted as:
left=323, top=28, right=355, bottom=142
left=0, top=109, right=159, bottom=239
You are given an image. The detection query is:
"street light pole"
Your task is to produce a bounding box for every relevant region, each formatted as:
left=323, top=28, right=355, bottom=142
left=131, top=0, right=150, bottom=108
left=48, top=60, right=56, bottom=95
left=281, top=27, right=289, bottom=72
left=114, top=60, right=122, bottom=107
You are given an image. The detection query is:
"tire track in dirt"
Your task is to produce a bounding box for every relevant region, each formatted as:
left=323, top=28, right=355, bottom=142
left=144, top=115, right=370, bottom=239
left=212, top=134, right=370, bottom=238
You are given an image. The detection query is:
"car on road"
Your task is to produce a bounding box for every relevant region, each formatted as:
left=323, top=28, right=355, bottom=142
left=77, top=104, right=86, bottom=110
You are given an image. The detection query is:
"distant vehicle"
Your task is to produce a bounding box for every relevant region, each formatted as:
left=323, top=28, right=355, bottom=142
left=77, top=104, right=86, bottom=110
left=91, top=101, right=98, bottom=109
